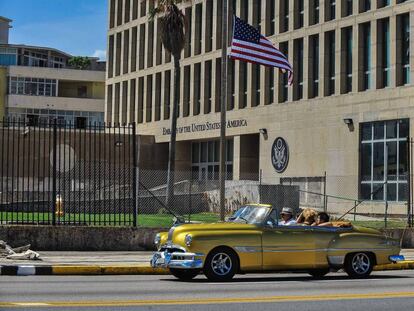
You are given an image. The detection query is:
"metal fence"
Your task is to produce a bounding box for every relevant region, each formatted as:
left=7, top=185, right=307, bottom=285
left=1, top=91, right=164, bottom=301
left=0, top=119, right=138, bottom=226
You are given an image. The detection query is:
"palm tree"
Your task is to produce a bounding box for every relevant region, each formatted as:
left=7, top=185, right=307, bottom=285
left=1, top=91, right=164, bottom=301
left=150, top=1, right=188, bottom=209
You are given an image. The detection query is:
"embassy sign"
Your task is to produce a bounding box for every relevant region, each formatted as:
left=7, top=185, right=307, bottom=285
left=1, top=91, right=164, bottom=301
left=162, top=119, right=248, bottom=136
left=271, top=137, right=289, bottom=173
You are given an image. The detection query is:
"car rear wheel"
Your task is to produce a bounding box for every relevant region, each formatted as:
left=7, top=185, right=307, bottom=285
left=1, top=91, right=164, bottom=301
left=204, top=247, right=238, bottom=282
left=344, top=252, right=373, bottom=278
left=308, top=268, right=330, bottom=278
left=169, top=268, right=200, bottom=281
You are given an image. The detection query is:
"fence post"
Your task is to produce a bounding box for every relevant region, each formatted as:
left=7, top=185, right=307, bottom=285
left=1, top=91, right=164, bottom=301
left=408, top=137, right=412, bottom=227
left=51, top=119, right=57, bottom=226
left=132, top=123, right=138, bottom=227
left=323, top=171, right=327, bottom=212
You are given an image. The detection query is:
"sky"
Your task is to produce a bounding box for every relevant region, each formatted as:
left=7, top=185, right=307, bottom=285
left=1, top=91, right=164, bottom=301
left=0, top=0, right=108, bottom=60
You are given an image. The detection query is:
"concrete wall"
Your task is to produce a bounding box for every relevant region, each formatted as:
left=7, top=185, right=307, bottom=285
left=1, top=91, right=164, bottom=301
left=1, top=226, right=413, bottom=251
left=58, top=81, right=105, bottom=100
left=0, top=225, right=162, bottom=251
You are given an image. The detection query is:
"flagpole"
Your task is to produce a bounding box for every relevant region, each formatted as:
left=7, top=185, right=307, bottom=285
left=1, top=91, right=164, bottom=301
left=219, top=0, right=228, bottom=221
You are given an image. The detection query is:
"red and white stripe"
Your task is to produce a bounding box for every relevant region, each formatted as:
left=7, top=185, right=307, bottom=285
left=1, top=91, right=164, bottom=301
left=230, top=36, right=293, bottom=85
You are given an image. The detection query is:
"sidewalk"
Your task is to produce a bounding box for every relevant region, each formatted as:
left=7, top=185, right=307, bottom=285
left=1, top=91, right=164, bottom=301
left=1, top=249, right=413, bottom=276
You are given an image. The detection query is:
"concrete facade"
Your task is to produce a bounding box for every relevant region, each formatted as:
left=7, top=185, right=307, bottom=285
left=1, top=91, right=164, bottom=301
left=107, top=1, right=414, bottom=215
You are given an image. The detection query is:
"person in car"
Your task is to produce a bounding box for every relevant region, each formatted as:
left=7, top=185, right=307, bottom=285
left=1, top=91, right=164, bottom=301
left=312, top=212, right=332, bottom=227
left=278, top=207, right=297, bottom=226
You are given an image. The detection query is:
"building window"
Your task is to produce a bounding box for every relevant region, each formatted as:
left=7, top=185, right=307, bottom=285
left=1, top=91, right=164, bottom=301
left=377, top=18, right=390, bottom=89
left=397, top=14, right=410, bottom=86
left=359, top=0, right=371, bottom=13
left=106, top=85, right=113, bottom=123
left=138, top=77, right=144, bottom=123
left=342, top=0, right=353, bottom=17
left=278, top=42, right=289, bottom=103
left=194, top=4, right=203, bottom=55
left=241, top=0, right=248, bottom=21
left=139, top=0, right=146, bottom=17
left=183, top=65, right=190, bottom=117
left=109, top=0, right=116, bottom=28
left=9, top=77, right=57, bottom=97
left=267, top=0, right=275, bottom=35
left=239, top=62, right=248, bottom=108
left=205, top=0, right=213, bottom=52
left=252, top=64, right=261, bottom=106
left=115, top=32, right=122, bottom=76
left=121, top=81, right=128, bottom=123
left=129, top=79, right=136, bottom=123
left=294, top=0, right=304, bottom=29
left=132, top=0, right=138, bottom=20
left=229, top=59, right=235, bottom=110
left=325, top=31, right=335, bottom=96
left=377, top=0, right=390, bottom=8
left=194, top=63, right=201, bottom=115
left=147, top=21, right=154, bottom=68
left=155, top=73, right=161, bottom=121
left=325, top=0, right=336, bottom=21
left=0, top=47, right=17, bottom=66
left=265, top=67, right=274, bottom=105
left=293, top=38, right=303, bottom=100
left=139, top=24, right=145, bottom=70
left=124, top=0, right=130, bottom=23
left=309, top=0, right=319, bottom=25
left=360, top=119, right=409, bottom=202
left=341, top=27, right=353, bottom=94
left=108, top=35, right=115, bottom=77
left=145, top=75, right=152, bottom=122
left=359, top=22, right=371, bottom=91
left=279, top=0, right=289, bottom=33
left=156, top=19, right=163, bottom=66
left=131, top=27, right=137, bottom=72
left=215, top=58, right=221, bottom=112
left=117, top=0, right=123, bottom=26
left=123, top=29, right=129, bottom=74
left=185, top=7, right=192, bottom=57
left=191, top=139, right=233, bottom=181
left=309, top=35, right=319, bottom=98
left=253, top=0, right=262, bottom=32
left=164, top=70, right=171, bottom=120
left=204, top=61, right=212, bottom=114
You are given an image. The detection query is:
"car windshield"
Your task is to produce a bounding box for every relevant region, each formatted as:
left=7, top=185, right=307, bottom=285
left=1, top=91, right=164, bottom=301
left=227, top=205, right=270, bottom=224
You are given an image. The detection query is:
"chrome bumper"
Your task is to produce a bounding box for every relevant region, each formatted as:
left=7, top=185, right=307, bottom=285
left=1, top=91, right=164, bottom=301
left=150, top=250, right=204, bottom=269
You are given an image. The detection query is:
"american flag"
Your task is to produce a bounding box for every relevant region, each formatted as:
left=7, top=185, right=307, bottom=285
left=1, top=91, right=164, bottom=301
left=229, top=16, right=293, bottom=85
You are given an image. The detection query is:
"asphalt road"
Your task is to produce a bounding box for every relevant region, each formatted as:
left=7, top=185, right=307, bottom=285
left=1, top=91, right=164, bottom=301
left=1, top=270, right=414, bottom=311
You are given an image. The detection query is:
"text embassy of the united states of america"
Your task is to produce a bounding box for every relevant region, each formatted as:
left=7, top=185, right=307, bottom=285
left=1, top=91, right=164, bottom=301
left=162, top=119, right=248, bottom=135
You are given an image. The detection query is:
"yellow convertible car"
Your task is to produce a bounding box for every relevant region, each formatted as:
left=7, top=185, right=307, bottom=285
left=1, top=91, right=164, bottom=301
left=150, top=204, right=403, bottom=281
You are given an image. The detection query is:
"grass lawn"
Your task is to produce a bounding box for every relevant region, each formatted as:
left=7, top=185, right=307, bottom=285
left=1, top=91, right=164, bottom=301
left=352, top=220, right=410, bottom=230
left=0, top=212, right=220, bottom=228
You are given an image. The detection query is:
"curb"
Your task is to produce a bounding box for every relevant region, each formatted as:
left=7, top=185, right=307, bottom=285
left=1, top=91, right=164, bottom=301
left=374, top=261, right=414, bottom=271
left=1, top=261, right=414, bottom=276
left=0, top=265, right=169, bottom=276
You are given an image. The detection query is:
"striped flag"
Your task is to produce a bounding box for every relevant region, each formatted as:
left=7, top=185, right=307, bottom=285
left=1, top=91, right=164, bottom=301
left=229, top=16, right=293, bottom=85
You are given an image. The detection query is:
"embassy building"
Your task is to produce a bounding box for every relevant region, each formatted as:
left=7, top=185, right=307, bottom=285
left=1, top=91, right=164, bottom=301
left=106, top=0, right=414, bottom=215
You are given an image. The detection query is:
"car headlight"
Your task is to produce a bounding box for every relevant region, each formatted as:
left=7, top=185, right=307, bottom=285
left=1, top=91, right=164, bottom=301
left=185, top=234, right=192, bottom=247
left=154, top=233, right=161, bottom=246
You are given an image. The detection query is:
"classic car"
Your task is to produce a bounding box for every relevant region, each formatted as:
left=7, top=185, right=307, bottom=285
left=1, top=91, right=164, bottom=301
left=150, top=204, right=403, bottom=281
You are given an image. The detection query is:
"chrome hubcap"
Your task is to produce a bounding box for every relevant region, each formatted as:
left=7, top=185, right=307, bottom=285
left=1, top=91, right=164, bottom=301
left=211, top=253, right=232, bottom=276
left=352, top=253, right=370, bottom=274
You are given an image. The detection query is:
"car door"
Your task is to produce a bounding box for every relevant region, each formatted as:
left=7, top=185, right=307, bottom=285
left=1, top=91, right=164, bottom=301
left=261, top=225, right=318, bottom=270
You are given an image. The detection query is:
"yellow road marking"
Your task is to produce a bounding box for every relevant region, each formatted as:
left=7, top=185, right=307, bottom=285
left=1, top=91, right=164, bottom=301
left=1, top=292, right=414, bottom=308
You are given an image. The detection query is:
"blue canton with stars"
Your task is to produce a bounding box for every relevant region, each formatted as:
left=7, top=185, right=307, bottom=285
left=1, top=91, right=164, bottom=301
left=233, top=16, right=261, bottom=43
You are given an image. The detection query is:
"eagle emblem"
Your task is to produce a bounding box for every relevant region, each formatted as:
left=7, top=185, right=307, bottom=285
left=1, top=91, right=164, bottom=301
left=271, top=137, right=289, bottom=173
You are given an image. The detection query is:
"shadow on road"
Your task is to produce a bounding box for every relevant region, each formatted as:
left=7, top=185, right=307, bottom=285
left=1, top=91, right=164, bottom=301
left=161, top=274, right=410, bottom=284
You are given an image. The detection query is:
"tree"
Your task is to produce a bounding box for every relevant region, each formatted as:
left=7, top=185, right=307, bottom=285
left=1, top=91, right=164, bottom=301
left=150, top=1, right=188, bottom=209
left=68, top=56, right=91, bottom=70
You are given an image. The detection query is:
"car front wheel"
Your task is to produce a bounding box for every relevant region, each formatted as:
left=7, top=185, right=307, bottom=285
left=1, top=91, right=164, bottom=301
left=344, top=252, right=374, bottom=278
left=204, top=247, right=238, bottom=282
left=169, top=268, right=200, bottom=281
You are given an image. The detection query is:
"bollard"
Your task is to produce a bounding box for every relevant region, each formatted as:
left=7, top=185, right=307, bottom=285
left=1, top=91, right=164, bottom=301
left=55, top=194, right=64, bottom=217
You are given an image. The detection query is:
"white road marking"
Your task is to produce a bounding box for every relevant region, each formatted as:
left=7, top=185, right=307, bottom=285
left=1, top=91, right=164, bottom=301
left=17, top=266, right=36, bottom=276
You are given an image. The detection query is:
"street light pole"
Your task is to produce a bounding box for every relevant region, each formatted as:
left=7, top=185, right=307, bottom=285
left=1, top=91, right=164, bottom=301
left=219, top=0, right=228, bottom=221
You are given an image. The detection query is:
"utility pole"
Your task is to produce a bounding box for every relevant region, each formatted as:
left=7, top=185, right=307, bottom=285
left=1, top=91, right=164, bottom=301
left=219, top=0, right=228, bottom=221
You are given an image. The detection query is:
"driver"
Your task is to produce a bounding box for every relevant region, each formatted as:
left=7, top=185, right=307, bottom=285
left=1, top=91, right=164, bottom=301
left=278, top=207, right=297, bottom=226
